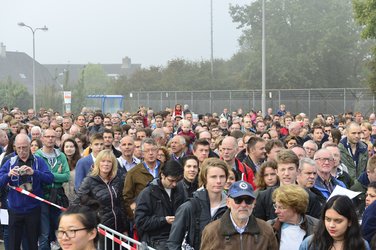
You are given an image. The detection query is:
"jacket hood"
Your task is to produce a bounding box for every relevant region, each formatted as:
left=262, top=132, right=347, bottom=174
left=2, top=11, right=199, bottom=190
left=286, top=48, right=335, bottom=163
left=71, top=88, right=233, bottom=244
left=193, top=188, right=227, bottom=207
left=36, top=148, right=62, bottom=158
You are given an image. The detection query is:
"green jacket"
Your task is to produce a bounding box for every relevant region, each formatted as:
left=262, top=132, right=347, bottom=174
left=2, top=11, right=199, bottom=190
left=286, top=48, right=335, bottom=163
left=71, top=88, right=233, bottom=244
left=338, top=139, right=368, bottom=180
left=35, top=148, right=70, bottom=197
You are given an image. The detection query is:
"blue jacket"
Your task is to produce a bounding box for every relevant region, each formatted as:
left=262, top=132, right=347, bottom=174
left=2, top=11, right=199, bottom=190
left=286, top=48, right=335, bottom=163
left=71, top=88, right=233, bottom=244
left=74, top=155, right=94, bottom=191
left=362, top=201, right=376, bottom=244
left=313, top=176, right=346, bottom=200
left=0, top=154, right=54, bottom=214
left=299, top=234, right=370, bottom=250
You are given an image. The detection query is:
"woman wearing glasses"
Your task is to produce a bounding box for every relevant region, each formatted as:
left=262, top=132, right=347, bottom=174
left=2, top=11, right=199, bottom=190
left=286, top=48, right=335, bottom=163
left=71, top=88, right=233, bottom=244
left=268, top=185, right=319, bottom=250
left=57, top=200, right=99, bottom=250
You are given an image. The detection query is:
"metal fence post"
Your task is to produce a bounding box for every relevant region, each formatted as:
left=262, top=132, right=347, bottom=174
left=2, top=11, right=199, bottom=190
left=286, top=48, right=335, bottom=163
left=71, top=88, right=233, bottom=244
left=210, top=91, right=212, bottom=114
left=137, top=92, right=140, bottom=109
left=230, top=91, right=232, bottom=111
left=344, top=88, right=346, bottom=113
left=308, top=89, right=311, bottom=118
left=160, top=92, right=163, bottom=111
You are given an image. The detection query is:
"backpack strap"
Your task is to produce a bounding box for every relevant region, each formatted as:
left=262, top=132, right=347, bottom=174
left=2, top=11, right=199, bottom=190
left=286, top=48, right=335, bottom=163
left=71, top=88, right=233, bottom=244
left=189, top=198, right=201, bottom=249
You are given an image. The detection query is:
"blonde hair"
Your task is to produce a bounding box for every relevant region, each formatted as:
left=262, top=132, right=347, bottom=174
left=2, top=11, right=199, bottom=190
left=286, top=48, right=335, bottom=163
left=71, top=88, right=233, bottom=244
left=272, top=184, right=309, bottom=214
left=199, top=158, right=229, bottom=187
left=91, top=149, right=118, bottom=179
left=367, top=155, right=376, bottom=172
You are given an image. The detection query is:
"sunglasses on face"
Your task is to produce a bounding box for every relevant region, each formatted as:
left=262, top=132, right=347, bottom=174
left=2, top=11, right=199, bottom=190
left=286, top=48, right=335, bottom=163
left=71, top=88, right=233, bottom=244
left=233, top=196, right=254, bottom=205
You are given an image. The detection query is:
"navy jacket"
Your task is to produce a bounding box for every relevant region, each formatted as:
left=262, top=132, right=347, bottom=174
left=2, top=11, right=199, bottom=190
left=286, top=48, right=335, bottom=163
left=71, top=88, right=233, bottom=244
left=74, top=155, right=94, bottom=191
left=0, top=154, right=54, bottom=214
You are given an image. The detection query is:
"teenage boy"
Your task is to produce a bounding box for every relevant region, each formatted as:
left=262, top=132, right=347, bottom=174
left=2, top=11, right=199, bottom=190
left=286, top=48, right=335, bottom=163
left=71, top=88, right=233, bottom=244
left=74, top=133, right=104, bottom=191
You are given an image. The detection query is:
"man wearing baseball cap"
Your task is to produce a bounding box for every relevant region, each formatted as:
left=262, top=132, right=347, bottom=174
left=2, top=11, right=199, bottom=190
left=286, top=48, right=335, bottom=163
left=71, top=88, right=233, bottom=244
left=200, top=181, right=277, bottom=250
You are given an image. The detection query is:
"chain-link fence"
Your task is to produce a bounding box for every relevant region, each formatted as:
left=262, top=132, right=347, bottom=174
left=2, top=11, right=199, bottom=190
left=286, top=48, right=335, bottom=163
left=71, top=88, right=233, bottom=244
left=121, top=88, right=375, bottom=118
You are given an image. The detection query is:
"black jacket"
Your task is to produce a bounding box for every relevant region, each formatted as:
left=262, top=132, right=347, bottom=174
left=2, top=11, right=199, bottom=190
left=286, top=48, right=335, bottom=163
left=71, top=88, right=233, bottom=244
left=178, top=177, right=198, bottom=198
left=75, top=173, right=127, bottom=232
left=167, top=188, right=227, bottom=250
left=135, top=178, right=186, bottom=244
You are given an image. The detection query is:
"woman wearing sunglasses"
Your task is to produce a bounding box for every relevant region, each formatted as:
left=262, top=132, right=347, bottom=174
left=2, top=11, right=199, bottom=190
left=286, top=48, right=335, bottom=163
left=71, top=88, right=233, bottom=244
left=268, top=184, right=319, bottom=250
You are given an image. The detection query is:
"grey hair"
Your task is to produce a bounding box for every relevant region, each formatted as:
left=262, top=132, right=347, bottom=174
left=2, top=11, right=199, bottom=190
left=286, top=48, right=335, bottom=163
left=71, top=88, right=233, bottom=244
left=303, top=140, right=318, bottom=151
left=298, top=157, right=317, bottom=171
left=141, top=138, right=157, bottom=151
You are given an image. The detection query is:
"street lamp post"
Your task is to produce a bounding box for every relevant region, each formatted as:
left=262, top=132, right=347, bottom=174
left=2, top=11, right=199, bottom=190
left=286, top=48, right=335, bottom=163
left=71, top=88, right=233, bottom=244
left=261, top=0, right=266, bottom=116
left=18, top=22, right=48, bottom=111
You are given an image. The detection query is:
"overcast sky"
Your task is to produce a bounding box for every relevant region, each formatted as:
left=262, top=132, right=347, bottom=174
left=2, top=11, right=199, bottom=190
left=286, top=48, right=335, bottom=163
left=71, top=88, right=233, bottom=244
left=1, top=0, right=250, bottom=67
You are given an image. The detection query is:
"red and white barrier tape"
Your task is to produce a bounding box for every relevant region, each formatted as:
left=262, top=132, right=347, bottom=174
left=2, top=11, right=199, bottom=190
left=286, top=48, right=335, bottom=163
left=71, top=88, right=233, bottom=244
left=8, top=185, right=67, bottom=211
left=97, top=228, right=137, bottom=250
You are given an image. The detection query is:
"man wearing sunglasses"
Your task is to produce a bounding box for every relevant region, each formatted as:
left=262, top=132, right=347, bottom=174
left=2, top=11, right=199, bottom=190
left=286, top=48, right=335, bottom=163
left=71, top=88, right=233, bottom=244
left=201, top=181, right=277, bottom=250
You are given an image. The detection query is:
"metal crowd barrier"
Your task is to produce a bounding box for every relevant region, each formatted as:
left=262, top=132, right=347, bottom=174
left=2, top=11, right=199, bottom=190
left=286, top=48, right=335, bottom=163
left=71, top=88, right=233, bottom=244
left=97, top=224, right=156, bottom=250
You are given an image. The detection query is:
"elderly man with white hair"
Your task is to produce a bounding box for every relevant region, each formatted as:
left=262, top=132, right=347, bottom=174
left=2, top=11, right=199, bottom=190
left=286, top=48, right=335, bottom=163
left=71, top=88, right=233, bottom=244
left=30, top=126, right=42, bottom=140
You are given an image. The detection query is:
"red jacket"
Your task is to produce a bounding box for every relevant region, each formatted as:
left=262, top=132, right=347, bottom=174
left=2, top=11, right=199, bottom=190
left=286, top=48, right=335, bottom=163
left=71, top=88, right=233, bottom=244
left=235, top=159, right=256, bottom=189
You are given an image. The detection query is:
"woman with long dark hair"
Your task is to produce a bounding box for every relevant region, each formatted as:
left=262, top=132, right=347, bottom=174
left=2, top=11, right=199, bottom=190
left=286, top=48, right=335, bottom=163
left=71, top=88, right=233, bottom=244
left=61, top=138, right=81, bottom=203
left=299, top=195, right=370, bottom=250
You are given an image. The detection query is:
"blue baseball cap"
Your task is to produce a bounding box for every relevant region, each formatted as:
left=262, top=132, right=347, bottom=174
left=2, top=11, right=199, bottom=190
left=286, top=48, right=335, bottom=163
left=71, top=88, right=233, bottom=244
left=228, top=181, right=255, bottom=199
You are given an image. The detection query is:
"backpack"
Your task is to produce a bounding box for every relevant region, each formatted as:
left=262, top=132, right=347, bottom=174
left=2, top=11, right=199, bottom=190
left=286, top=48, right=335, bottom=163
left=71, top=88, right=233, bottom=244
left=182, top=198, right=201, bottom=250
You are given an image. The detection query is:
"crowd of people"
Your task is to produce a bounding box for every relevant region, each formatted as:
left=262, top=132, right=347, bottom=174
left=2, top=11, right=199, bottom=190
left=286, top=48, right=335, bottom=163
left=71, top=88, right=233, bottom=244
left=0, top=103, right=375, bottom=250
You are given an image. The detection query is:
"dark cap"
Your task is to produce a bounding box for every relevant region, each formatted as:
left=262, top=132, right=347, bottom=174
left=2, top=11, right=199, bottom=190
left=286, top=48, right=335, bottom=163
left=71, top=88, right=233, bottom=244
left=228, top=181, right=255, bottom=199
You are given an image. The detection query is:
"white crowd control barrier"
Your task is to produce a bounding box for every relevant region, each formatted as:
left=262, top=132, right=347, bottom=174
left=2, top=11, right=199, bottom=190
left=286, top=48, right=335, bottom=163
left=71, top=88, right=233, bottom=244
left=97, top=224, right=156, bottom=250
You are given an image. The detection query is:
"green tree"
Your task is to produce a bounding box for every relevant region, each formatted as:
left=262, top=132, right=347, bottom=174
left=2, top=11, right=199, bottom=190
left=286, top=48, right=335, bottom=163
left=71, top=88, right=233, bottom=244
left=353, top=0, right=376, bottom=92
left=229, top=0, right=368, bottom=89
left=0, top=77, right=31, bottom=110
left=82, top=63, right=110, bottom=94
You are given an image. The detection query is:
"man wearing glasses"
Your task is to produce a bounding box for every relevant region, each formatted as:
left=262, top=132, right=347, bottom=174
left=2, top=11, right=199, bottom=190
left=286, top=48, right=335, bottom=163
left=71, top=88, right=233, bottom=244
left=201, top=181, right=277, bottom=250
left=35, top=128, right=70, bottom=250
left=0, top=133, right=53, bottom=250
left=123, top=138, right=160, bottom=222
left=313, top=148, right=346, bottom=199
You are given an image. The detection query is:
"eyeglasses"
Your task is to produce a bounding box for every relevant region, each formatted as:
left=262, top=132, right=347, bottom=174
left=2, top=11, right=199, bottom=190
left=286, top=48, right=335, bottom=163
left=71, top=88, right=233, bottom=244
left=304, top=147, right=316, bottom=152
left=142, top=148, right=158, bottom=153
left=314, top=157, right=333, bottom=162
left=233, top=196, right=254, bottom=205
left=273, top=203, right=287, bottom=210
left=55, top=228, right=87, bottom=239
left=44, top=135, right=56, bottom=139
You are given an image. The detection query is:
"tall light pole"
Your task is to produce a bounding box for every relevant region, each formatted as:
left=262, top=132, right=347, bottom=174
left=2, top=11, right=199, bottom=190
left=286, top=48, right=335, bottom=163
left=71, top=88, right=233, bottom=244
left=18, top=22, right=48, bottom=111
left=261, top=0, right=266, bottom=116
left=210, top=0, right=214, bottom=80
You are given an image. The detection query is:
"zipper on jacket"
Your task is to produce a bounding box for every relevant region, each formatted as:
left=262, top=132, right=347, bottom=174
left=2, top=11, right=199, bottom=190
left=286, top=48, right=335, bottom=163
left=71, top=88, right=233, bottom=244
left=106, top=182, right=117, bottom=230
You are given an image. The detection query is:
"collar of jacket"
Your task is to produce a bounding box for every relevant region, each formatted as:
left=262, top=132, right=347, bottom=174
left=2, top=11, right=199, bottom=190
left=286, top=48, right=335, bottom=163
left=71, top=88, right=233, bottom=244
left=219, top=209, right=261, bottom=236
left=340, top=137, right=367, bottom=154
left=271, top=215, right=309, bottom=239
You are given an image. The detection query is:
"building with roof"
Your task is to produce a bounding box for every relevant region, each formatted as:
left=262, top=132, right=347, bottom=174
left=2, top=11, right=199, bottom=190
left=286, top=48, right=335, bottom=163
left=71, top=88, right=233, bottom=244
left=0, top=42, right=57, bottom=93
left=0, top=42, right=141, bottom=94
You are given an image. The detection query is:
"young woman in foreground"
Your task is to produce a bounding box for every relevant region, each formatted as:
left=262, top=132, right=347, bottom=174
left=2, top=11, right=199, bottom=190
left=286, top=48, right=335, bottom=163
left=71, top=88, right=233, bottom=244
left=57, top=201, right=99, bottom=250
left=299, top=195, right=370, bottom=250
